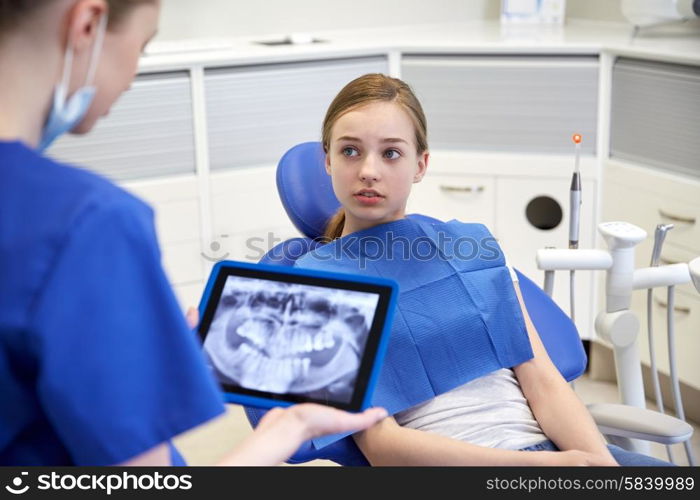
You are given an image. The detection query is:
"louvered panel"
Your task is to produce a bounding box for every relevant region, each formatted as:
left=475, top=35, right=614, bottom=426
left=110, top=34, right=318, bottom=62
left=611, top=58, right=700, bottom=178
left=204, top=56, right=389, bottom=170
left=47, top=72, right=196, bottom=181
left=401, top=55, right=599, bottom=155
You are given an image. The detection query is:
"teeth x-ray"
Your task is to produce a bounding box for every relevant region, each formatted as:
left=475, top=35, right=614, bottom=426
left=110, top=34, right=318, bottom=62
left=203, top=276, right=380, bottom=404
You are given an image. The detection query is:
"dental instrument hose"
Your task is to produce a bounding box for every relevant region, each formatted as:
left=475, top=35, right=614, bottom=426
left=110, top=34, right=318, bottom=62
left=667, top=286, right=697, bottom=465
left=648, top=224, right=674, bottom=462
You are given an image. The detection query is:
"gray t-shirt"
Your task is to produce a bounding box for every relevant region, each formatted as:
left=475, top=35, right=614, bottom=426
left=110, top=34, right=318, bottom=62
left=394, top=368, right=547, bottom=450
left=393, top=264, right=548, bottom=451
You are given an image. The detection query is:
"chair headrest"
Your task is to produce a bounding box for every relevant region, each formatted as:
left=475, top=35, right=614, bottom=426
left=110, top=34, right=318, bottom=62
left=276, top=142, right=340, bottom=240
left=275, top=141, right=442, bottom=239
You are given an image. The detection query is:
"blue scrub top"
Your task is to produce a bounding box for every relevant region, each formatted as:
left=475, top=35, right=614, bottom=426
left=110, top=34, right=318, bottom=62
left=0, top=141, right=225, bottom=465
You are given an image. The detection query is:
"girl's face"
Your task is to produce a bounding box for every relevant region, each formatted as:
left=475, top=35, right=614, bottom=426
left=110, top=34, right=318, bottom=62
left=72, top=2, right=160, bottom=133
left=326, top=101, right=429, bottom=236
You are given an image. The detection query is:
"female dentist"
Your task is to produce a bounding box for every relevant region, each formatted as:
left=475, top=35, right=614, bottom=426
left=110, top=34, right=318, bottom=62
left=0, top=0, right=386, bottom=466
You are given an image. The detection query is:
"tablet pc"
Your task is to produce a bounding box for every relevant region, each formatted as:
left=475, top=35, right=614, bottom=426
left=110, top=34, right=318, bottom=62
left=197, top=260, right=398, bottom=412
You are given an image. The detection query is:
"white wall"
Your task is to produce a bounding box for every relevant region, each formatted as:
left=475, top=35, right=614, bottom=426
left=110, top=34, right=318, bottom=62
left=155, top=0, right=500, bottom=40
left=567, top=0, right=626, bottom=22
left=155, top=0, right=636, bottom=41
left=567, top=0, right=700, bottom=30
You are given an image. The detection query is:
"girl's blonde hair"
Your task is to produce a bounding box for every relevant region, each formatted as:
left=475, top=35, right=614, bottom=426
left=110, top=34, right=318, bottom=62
left=321, top=73, right=428, bottom=241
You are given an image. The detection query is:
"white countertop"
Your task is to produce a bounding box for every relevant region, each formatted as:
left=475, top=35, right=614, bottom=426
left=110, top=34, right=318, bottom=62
left=140, top=19, right=700, bottom=71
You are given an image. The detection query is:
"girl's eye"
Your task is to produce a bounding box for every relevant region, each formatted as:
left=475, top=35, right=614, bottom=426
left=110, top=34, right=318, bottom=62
left=384, top=149, right=401, bottom=160
left=342, top=147, right=359, bottom=157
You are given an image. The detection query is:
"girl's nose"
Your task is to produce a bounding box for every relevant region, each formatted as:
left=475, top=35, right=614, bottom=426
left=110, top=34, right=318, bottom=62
left=359, top=156, right=380, bottom=182
left=360, top=172, right=378, bottom=182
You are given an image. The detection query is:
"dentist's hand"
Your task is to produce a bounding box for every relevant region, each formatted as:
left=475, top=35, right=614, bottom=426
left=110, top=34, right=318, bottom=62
left=259, top=403, right=389, bottom=442
left=190, top=306, right=389, bottom=464
left=219, top=402, right=387, bottom=466
left=186, top=307, right=199, bottom=329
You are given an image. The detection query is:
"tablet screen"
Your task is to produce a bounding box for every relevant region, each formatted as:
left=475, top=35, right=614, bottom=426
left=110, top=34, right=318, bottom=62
left=197, top=262, right=395, bottom=411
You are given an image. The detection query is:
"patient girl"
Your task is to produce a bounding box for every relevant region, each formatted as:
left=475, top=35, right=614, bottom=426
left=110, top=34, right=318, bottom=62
left=306, top=73, right=671, bottom=466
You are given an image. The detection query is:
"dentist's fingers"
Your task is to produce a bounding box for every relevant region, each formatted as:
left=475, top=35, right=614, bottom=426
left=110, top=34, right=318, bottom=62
left=186, top=307, right=199, bottom=329
left=284, top=404, right=389, bottom=440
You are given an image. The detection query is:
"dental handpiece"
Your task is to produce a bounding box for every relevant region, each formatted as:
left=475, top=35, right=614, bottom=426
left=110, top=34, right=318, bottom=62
left=650, top=224, right=674, bottom=267
left=569, top=134, right=582, bottom=249
left=568, top=134, right=582, bottom=324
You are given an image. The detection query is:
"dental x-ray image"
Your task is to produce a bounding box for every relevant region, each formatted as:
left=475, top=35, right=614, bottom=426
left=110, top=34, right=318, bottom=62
left=203, top=276, right=380, bottom=404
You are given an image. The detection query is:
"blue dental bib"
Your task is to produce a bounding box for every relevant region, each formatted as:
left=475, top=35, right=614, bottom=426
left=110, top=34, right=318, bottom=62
left=295, top=218, right=534, bottom=449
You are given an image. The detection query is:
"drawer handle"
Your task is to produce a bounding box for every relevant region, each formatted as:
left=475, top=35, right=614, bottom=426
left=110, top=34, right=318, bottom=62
left=654, top=297, right=691, bottom=314
left=440, top=185, right=485, bottom=194
left=658, top=209, right=696, bottom=225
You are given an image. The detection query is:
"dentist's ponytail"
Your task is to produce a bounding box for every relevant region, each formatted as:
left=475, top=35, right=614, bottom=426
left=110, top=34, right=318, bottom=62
left=0, top=0, right=156, bottom=35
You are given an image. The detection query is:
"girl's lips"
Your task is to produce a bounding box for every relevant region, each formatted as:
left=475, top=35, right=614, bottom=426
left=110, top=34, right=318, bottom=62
left=353, top=193, right=384, bottom=205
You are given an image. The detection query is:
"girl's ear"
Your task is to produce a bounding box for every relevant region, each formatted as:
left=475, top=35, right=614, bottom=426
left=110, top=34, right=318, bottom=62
left=414, top=151, right=429, bottom=183
left=325, top=151, right=332, bottom=175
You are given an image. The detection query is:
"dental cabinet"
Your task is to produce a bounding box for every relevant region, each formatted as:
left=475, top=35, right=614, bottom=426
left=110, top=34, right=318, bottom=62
left=402, top=54, right=599, bottom=340
left=603, top=162, right=700, bottom=391
left=204, top=56, right=389, bottom=273
left=48, top=71, right=206, bottom=301
left=592, top=55, right=700, bottom=405
left=601, top=57, right=700, bottom=392
left=46, top=21, right=700, bottom=388
left=49, top=55, right=390, bottom=307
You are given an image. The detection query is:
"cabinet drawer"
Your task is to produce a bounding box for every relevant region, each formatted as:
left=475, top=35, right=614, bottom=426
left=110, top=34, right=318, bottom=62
left=656, top=202, right=700, bottom=253
left=496, top=176, right=597, bottom=338
left=124, top=177, right=201, bottom=245
left=205, top=56, right=388, bottom=171
left=401, top=55, right=598, bottom=155
left=210, top=167, right=289, bottom=236
left=48, top=72, right=196, bottom=181
left=150, top=199, right=201, bottom=245
left=602, top=160, right=700, bottom=389
left=602, top=180, right=660, bottom=265
left=406, top=174, right=495, bottom=227
left=634, top=287, right=700, bottom=390
left=172, top=281, right=206, bottom=311
left=656, top=244, right=700, bottom=299
left=161, top=241, right=204, bottom=285
left=222, top=225, right=302, bottom=263
left=604, top=163, right=700, bottom=254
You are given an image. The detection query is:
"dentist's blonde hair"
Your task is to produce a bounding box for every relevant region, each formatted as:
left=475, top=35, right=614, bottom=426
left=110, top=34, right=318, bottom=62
left=321, top=73, right=428, bottom=241
left=0, top=0, right=156, bottom=34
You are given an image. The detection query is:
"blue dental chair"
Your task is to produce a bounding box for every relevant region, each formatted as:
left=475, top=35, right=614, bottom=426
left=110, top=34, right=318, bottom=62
left=243, top=142, right=692, bottom=465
